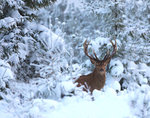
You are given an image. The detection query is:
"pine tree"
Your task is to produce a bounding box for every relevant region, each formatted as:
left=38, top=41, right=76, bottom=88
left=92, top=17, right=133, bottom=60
left=0, top=0, right=57, bottom=99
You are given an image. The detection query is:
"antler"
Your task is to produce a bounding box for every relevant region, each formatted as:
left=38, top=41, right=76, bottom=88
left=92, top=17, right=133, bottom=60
left=83, top=39, right=117, bottom=65
left=83, top=40, right=100, bottom=64
left=102, top=39, right=117, bottom=65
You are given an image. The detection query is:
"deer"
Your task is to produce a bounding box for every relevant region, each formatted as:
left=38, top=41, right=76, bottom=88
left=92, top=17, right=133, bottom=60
left=75, top=39, right=117, bottom=94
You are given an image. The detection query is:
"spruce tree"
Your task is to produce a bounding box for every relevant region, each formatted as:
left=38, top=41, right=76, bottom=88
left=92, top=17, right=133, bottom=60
left=0, top=0, right=56, bottom=99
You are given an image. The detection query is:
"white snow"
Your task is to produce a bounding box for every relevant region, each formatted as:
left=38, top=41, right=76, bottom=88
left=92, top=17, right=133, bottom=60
left=0, top=101, right=14, bottom=118
left=110, top=60, right=124, bottom=77
left=26, top=90, right=131, bottom=118
left=61, top=81, right=76, bottom=93
left=0, top=17, right=16, bottom=29
left=26, top=22, right=65, bottom=52
left=0, top=73, right=134, bottom=118
left=0, top=60, right=14, bottom=81
left=127, top=61, right=138, bottom=70
left=94, top=37, right=110, bottom=46
left=62, top=0, right=84, bottom=13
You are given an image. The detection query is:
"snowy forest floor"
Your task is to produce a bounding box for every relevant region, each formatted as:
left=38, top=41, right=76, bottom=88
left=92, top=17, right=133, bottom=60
left=1, top=73, right=148, bottom=118
left=0, top=79, right=131, bottom=118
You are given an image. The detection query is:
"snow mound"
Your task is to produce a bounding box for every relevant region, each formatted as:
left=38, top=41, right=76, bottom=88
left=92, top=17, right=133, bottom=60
left=110, top=60, right=124, bottom=77
left=29, top=90, right=131, bottom=118
left=127, top=61, right=138, bottom=71
left=0, top=60, right=14, bottom=88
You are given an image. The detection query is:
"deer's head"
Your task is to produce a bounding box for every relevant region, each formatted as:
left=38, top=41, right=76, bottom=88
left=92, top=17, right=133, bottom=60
left=83, top=39, right=117, bottom=74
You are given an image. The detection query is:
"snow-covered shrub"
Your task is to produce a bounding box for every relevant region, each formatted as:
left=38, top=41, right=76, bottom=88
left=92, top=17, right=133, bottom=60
left=116, top=60, right=150, bottom=101
left=0, top=59, right=14, bottom=99
left=110, top=59, right=124, bottom=77
left=129, top=85, right=150, bottom=118
left=21, top=23, right=69, bottom=99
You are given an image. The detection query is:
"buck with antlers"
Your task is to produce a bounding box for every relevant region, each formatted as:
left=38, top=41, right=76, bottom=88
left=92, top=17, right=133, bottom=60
left=75, top=39, right=117, bottom=93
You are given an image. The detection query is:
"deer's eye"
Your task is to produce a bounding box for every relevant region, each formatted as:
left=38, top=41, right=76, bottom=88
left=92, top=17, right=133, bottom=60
left=100, top=69, right=104, bottom=72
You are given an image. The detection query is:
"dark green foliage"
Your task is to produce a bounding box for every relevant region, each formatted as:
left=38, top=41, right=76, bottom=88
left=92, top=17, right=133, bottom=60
left=24, top=0, right=56, bottom=9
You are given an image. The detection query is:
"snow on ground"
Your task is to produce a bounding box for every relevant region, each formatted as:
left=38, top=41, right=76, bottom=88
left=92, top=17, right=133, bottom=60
left=0, top=80, right=132, bottom=118
left=43, top=95, right=130, bottom=118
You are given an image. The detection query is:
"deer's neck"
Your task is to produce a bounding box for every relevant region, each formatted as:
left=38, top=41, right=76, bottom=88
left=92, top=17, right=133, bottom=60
left=89, top=69, right=106, bottom=91
left=92, top=69, right=106, bottom=81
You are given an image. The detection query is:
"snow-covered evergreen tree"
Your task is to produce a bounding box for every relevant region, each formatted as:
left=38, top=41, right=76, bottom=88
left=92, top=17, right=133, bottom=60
left=0, top=0, right=65, bottom=99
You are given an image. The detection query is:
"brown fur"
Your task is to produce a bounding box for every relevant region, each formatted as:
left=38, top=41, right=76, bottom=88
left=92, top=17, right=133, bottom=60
left=75, top=65, right=106, bottom=93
